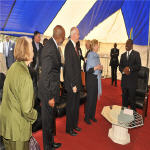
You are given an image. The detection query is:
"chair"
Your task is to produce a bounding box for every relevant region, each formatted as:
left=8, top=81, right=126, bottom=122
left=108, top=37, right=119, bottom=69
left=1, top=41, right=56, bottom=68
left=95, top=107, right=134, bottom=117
left=135, top=66, right=149, bottom=121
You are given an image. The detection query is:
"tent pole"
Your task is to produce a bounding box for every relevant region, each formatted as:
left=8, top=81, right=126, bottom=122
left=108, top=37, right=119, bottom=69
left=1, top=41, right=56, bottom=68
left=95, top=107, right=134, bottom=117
left=146, top=9, right=150, bottom=67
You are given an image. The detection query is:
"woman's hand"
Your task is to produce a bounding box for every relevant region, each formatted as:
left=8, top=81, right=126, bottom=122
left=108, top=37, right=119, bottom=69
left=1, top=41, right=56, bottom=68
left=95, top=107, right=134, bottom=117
left=100, top=65, right=103, bottom=70
left=94, top=64, right=103, bottom=71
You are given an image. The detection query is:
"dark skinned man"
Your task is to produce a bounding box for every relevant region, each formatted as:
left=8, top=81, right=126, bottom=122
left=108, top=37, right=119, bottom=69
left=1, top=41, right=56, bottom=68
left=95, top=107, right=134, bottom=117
left=119, top=39, right=141, bottom=111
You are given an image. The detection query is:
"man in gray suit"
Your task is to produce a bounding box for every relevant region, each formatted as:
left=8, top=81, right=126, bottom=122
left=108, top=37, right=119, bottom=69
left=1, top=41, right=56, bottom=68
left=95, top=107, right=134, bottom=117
left=3, top=36, right=15, bottom=69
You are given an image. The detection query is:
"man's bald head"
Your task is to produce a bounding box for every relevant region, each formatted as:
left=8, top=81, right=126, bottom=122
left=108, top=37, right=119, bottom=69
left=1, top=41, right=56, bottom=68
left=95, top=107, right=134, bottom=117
left=53, top=25, right=65, bottom=46
left=70, top=27, right=80, bottom=43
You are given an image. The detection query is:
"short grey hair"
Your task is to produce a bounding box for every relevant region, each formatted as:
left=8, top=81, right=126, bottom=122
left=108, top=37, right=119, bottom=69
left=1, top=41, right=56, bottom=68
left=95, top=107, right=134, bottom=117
left=70, top=27, right=78, bottom=36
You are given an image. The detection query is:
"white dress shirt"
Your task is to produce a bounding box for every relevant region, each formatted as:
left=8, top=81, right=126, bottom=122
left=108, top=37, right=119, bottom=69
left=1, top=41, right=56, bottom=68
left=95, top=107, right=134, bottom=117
left=34, top=41, right=39, bottom=51
left=122, top=49, right=133, bottom=74
left=126, top=49, right=132, bottom=60
left=71, top=39, right=76, bottom=48
left=5, top=41, right=10, bottom=57
left=52, top=37, right=58, bottom=49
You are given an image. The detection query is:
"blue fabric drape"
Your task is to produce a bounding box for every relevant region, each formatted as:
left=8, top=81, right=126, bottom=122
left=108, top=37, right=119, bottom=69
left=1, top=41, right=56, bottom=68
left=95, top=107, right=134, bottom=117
left=121, top=0, right=150, bottom=45
left=0, top=0, right=16, bottom=30
left=77, top=0, right=150, bottom=45
left=77, top=0, right=124, bottom=40
left=0, top=0, right=66, bottom=35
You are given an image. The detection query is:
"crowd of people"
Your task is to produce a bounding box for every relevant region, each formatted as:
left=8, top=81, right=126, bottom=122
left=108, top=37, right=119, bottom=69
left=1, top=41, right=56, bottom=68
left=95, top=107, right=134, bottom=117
left=0, top=25, right=141, bottom=150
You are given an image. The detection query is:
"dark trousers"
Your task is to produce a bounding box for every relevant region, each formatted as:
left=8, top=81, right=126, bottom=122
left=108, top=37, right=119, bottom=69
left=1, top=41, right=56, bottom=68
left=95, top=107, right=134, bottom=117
left=6, top=57, right=9, bottom=69
left=111, top=67, right=117, bottom=85
left=41, top=102, right=56, bottom=150
left=85, top=74, right=98, bottom=120
left=66, top=91, right=80, bottom=131
left=122, top=87, right=136, bottom=111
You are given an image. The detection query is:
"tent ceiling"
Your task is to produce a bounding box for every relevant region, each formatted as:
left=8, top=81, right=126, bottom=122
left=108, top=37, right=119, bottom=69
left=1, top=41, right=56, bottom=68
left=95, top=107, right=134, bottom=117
left=44, top=0, right=97, bottom=38
left=0, top=0, right=150, bottom=45
left=77, top=0, right=124, bottom=40
left=84, top=9, right=128, bottom=43
left=0, top=0, right=16, bottom=29
left=0, top=0, right=65, bottom=33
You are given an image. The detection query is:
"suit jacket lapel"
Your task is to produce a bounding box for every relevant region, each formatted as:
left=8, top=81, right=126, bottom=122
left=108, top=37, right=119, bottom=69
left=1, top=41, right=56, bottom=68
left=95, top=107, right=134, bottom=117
left=70, top=40, right=80, bottom=60
left=32, top=40, right=37, bottom=53
left=125, top=52, right=128, bottom=63
left=51, top=38, right=61, bottom=64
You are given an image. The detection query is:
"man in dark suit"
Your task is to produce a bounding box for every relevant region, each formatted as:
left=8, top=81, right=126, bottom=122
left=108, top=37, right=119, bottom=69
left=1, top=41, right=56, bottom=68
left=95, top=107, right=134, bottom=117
left=110, top=43, right=119, bottom=86
left=29, top=31, right=43, bottom=117
left=31, top=31, right=43, bottom=74
left=64, top=27, right=82, bottom=136
left=38, top=25, right=65, bottom=150
left=119, top=39, right=141, bottom=111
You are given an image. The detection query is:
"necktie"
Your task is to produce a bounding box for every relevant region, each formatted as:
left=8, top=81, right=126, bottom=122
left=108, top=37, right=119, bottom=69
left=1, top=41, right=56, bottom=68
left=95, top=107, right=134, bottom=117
left=75, top=47, right=79, bottom=56
left=127, top=51, right=129, bottom=60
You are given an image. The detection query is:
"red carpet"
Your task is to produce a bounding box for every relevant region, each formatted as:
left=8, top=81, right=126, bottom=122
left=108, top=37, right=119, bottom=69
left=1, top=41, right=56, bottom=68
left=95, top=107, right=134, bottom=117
left=33, top=79, right=150, bottom=150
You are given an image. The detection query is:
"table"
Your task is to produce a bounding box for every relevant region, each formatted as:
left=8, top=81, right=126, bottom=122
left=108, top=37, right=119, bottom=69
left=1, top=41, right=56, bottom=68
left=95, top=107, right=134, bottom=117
left=101, top=105, right=143, bottom=145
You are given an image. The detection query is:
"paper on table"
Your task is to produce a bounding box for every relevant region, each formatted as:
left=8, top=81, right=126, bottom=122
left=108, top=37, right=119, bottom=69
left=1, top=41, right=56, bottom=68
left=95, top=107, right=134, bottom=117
left=123, top=109, right=133, bottom=116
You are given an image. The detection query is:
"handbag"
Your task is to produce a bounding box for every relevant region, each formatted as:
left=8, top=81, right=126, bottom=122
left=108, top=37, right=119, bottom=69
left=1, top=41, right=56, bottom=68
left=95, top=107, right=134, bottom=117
left=29, top=136, right=40, bottom=150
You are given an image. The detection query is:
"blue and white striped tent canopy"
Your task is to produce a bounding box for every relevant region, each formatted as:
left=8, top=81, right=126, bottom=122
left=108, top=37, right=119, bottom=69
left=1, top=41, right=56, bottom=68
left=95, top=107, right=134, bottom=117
left=0, top=0, right=150, bottom=45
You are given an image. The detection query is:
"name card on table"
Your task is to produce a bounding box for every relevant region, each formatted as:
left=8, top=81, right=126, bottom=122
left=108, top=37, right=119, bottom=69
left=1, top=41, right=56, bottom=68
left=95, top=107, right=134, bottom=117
left=123, top=109, right=133, bottom=116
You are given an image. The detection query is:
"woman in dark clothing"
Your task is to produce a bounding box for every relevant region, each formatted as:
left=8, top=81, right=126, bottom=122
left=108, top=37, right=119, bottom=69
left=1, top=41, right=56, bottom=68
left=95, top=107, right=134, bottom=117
left=84, top=39, right=103, bottom=125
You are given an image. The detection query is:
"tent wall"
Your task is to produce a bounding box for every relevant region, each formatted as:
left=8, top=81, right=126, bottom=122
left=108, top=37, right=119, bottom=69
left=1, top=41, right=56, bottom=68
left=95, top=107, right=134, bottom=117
left=44, top=0, right=97, bottom=38
left=59, top=39, right=148, bottom=80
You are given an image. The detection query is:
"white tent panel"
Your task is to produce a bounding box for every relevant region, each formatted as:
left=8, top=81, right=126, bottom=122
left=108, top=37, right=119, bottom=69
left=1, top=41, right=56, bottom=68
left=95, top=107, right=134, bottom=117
left=84, top=9, right=128, bottom=43
left=44, top=0, right=97, bottom=38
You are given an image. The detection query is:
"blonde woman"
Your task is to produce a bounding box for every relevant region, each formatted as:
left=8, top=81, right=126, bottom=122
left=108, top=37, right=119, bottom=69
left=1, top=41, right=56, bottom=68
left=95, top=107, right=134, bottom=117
left=0, top=37, right=37, bottom=150
left=85, top=39, right=103, bottom=125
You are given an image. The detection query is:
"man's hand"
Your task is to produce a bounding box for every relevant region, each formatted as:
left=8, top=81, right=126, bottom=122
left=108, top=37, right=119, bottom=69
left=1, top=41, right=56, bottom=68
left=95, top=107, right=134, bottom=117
left=123, top=67, right=130, bottom=75
left=48, top=98, right=55, bottom=108
left=73, top=86, right=77, bottom=93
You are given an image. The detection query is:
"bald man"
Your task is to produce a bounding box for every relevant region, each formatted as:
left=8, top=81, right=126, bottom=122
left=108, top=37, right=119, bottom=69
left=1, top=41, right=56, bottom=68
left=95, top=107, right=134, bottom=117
left=38, top=25, right=65, bottom=150
left=119, top=39, right=141, bottom=111
left=64, top=27, right=82, bottom=136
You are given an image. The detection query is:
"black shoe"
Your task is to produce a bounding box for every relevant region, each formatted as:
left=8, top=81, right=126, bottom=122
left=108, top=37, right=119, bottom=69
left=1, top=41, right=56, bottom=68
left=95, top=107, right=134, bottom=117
left=52, top=143, right=62, bottom=149
left=74, top=127, right=81, bottom=132
left=91, top=118, right=98, bottom=122
left=66, top=129, right=78, bottom=136
left=84, top=118, right=91, bottom=124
